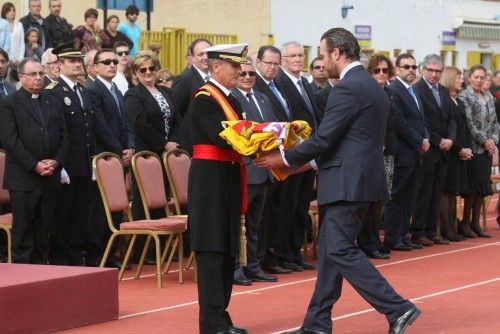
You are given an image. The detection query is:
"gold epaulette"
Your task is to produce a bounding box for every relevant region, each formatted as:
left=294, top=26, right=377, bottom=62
left=195, top=91, right=211, bottom=97
left=45, top=81, right=58, bottom=90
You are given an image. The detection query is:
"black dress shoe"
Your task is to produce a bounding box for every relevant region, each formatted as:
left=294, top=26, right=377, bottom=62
left=283, top=326, right=328, bottom=334
left=245, top=270, right=277, bottom=282
left=389, top=243, right=412, bottom=251
left=295, top=260, right=316, bottom=270
left=233, top=274, right=252, bottom=286
left=264, top=264, right=292, bottom=274
left=278, top=260, right=303, bottom=272
left=229, top=325, right=248, bottom=334
left=366, top=250, right=390, bottom=259
left=402, top=238, right=423, bottom=249
left=388, top=306, right=421, bottom=334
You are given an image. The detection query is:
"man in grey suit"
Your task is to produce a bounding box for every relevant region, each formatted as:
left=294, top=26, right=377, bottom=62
left=0, top=49, right=16, bottom=99
left=255, top=28, right=420, bottom=334
left=230, top=60, right=278, bottom=285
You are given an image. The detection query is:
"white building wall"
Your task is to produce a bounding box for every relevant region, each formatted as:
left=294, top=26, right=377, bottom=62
left=271, top=0, right=500, bottom=69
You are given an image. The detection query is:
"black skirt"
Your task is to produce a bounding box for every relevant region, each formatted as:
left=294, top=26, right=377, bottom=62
left=467, top=152, right=493, bottom=196
left=444, top=152, right=469, bottom=195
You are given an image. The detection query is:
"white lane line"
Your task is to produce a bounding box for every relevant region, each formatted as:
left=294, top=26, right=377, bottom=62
left=271, top=277, right=500, bottom=334
left=118, top=241, right=500, bottom=320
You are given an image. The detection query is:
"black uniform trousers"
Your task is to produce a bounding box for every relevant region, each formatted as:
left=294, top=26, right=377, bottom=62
left=303, top=201, right=413, bottom=332
left=411, top=157, right=448, bottom=239
left=273, top=170, right=315, bottom=263
left=357, top=201, right=384, bottom=252
left=10, top=188, right=58, bottom=264
left=383, top=163, right=422, bottom=247
left=196, top=251, right=235, bottom=334
left=235, top=181, right=270, bottom=275
left=51, top=176, right=92, bottom=265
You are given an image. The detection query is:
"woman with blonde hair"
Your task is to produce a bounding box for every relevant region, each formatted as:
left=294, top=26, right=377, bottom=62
left=155, top=68, right=174, bottom=89
left=438, top=66, right=472, bottom=240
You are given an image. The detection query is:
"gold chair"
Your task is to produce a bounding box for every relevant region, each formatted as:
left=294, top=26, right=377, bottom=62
left=131, top=151, right=186, bottom=283
left=163, top=149, right=196, bottom=278
left=93, top=152, right=186, bottom=288
left=0, top=149, right=12, bottom=263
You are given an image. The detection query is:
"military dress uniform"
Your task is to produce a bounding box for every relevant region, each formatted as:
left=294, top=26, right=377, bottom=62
left=188, top=44, right=249, bottom=334
left=46, top=42, right=121, bottom=265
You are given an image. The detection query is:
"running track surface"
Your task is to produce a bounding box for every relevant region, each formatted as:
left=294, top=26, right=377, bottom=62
left=60, top=197, right=500, bottom=334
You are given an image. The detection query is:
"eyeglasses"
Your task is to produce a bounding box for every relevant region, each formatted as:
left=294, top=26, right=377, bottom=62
left=20, top=71, right=44, bottom=77
left=116, top=51, right=129, bottom=56
left=97, top=59, right=119, bottom=66
left=373, top=68, right=389, bottom=75
left=399, top=64, right=417, bottom=70
left=283, top=54, right=305, bottom=59
left=312, top=66, right=325, bottom=70
left=424, top=67, right=443, bottom=74
left=156, top=77, right=173, bottom=83
left=138, top=66, right=156, bottom=74
left=261, top=60, right=280, bottom=67
left=239, top=71, right=256, bottom=77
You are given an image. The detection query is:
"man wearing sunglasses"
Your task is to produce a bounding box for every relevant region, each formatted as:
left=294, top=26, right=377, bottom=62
left=309, top=57, right=329, bottom=92
left=412, top=54, right=456, bottom=246
left=230, top=60, right=278, bottom=286
left=85, top=49, right=135, bottom=268
left=112, top=41, right=131, bottom=95
left=46, top=41, right=121, bottom=266
left=383, top=53, right=430, bottom=252
left=117, top=5, right=141, bottom=57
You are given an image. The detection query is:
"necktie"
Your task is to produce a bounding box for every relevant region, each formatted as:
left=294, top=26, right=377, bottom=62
left=204, top=74, right=211, bottom=82
left=110, top=83, right=123, bottom=119
left=268, top=81, right=290, bottom=119
left=408, top=85, right=419, bottom=109
left=73, top=84, right=84, bottom=108
left=0, top=82, right=5, bottom=99
left=246, top=92, right=263, bottom=120
left=297, top=79, right=314, bottom=115
left=432, top=85, right=441, bottom=108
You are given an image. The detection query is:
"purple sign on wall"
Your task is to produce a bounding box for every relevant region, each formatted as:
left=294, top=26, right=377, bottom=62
left=442, top=31, right=456, bottom=46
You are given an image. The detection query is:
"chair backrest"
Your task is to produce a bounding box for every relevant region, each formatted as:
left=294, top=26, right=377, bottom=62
left=0, top=149, right=10, bottom=205
left=93, top=153, right=130, bottom=231
left=132, top=151, right=169, bottom=218
left=163, top=149, right=191, bottom=215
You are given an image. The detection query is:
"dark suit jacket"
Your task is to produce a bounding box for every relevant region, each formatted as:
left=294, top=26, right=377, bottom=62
left=275, top=69, right=319, bottom=131
left=44, top=14, right=73, bottom=49
left=314, top=85, right=333, bottom=121
left=414, top=79, right=456, bottom=163
left=124, top=83, right=180, bottom=155
left=253, top=74, right=290, bottom=122
left=46, top=77, right=121, bottom=177
left=231, top=88, right=277, bottom=185
left=0, top=88, right=68, bottom=191
left=87, top=78, right=135, bottom=154
left=171, top=66, right=206, bottom=151
left=387, top=78, right=429, bottom=166
left=285, top=65, right=388, bottom=204
left=1, top=80, right=16, bottom=96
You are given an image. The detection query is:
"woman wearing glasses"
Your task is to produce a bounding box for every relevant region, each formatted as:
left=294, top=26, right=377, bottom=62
left=356, top=53, right=396, bottom=259
left=458, top=64, right=498, bottom=238
left=155, top=68, right=174, bottom=89
left=125, top=52, right=181, bottom=222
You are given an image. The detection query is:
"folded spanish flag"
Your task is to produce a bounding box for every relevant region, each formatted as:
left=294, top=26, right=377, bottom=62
left=219, top=120, right=312, bottom=180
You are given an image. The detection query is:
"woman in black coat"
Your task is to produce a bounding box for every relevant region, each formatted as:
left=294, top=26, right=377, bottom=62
left=439, top=66, right=473, bottom=241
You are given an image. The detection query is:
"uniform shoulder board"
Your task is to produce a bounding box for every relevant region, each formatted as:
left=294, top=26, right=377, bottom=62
left=45, top=81, right=59, bottom=90
left=195, top=91, right=211, bottom=97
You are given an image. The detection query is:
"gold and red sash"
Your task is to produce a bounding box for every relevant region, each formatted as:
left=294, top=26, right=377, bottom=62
left=192, top=84, right=247, bottom=213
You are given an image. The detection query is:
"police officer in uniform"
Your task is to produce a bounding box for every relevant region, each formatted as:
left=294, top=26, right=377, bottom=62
left=46, top=41, right=121, bottom=266
left=188, top=44, right=249, bottom=334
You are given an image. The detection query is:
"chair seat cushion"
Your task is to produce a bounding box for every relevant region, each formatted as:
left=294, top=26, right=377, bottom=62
left=120, top=217, right=186, bottom=232
left=0, top=213, right=13, bottom=226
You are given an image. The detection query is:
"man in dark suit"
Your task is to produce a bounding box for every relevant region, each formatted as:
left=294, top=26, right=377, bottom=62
left=41, top=48, right=60, bottom=88
left=412, top=54, right=456, bottom=245
left=44, top=0, right=73, bottom=49
left=384, top=53, right=430, bottom=251
left=273, top=41, right=320, bottom=272
left=0, top=57, right=68, bottom=264
left=171, top=38, right=212, bottom=153
left=46, top=41, right=121, bottom=266
left=256, top=28, right=420, bottom=334
left=86, top=49, right=135, bottom=268
left=0, top=48, right=16, bottom=100
left=188, top=43, right=249, bottom=334
left=231, top=60, right=278, bottom=285
left=253, top=45, right=293, bottom=275
left=309, top=57, right=328, bottom=92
